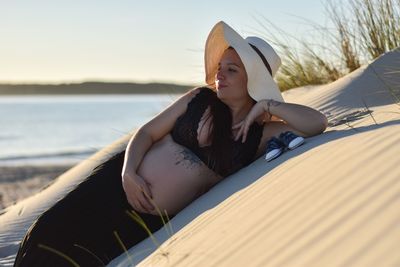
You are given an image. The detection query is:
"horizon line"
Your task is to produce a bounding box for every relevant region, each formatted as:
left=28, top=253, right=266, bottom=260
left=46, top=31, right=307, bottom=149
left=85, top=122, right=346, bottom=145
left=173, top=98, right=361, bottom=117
left=0, top=79, right=198, bottom=86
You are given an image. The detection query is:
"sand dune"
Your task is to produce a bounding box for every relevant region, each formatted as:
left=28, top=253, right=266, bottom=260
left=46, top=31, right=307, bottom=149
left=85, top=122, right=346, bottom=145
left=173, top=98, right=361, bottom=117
left=0, top=48, right=399, bottom=266
left=111, top=48, right=400, bottom=266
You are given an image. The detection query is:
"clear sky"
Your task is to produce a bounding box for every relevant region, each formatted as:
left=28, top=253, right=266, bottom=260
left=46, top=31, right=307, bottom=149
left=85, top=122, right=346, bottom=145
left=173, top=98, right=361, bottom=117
left=0, top=0, right=332, bottom=85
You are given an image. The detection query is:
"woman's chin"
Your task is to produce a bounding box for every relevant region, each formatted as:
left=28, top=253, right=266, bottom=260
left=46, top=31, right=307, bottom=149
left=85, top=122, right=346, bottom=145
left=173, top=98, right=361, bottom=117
left=216, top=88, right=227, bottom=98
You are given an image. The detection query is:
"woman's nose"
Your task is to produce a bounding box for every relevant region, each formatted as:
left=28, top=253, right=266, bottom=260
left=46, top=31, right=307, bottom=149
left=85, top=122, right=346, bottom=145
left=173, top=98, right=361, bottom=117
left=216, top=69, right=225, bottom=81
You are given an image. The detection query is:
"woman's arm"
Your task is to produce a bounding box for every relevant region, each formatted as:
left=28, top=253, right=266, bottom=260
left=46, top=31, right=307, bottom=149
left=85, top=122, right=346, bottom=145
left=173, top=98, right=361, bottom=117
left=121, top=88, right=201, bottom=213
left=267, top=99, right=328, bottom=136
left=234, top=99, right=328, bottom=143
left=121, top=129, right=154, bottom=212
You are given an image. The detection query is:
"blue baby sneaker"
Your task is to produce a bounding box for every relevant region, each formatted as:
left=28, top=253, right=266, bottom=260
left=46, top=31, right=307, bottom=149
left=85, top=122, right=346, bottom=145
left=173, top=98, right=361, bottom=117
left=278, top=131, right=305, bottom=150
left=265, top=137, right=285, bottom=161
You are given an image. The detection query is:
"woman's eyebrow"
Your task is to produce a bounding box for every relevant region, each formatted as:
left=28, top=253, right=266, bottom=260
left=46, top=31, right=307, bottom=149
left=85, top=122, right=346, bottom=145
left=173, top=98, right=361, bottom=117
left=218, top=62, right=241, bottom=68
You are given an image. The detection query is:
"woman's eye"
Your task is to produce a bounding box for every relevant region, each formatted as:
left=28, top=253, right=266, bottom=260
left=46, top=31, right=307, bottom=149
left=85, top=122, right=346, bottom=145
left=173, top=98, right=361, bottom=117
left=229, top=68, right=237, bottom=72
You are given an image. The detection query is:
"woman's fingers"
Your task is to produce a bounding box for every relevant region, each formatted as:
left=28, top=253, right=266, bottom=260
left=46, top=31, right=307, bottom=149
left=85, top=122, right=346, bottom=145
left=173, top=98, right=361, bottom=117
left=128, top=191, right=143, bottom=212
left=141, top=181, right=153, bottom=199
left=137, top=197, right=152, bottom=212
left=125, top=183, right=140, bottom=210
left=232, top=121, right=243, bottom=130
left=133, top=191, right=152, bottom=213
left=234, top=120, right=251, bottom=142
left=235, top=125, right=244, bottom=141
left=234, top=104, right=263, bottom=142
left=141, top=183, right=155, bottom=210
left=234, top=100, right=269, bottom=143
left=241, top=123, right=249, bottom=143
left=236, top=121, right=252, bottom=143
left=234, top=121, right=243, bottom=141
left=136, top=180, right=154, bottom=212
left=122, top=172, right=155, bottom=212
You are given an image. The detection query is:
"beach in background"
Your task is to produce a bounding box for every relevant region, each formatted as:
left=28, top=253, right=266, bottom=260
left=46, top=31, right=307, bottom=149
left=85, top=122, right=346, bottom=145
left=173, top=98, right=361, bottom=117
left=0, top=164, right=72, bottom=210
left=0, top=94, right=179, bottom=209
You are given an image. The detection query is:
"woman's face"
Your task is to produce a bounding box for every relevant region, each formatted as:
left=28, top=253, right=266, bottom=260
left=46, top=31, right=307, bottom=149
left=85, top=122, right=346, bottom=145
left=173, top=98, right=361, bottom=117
left=215, top=48, right=249, bottom=102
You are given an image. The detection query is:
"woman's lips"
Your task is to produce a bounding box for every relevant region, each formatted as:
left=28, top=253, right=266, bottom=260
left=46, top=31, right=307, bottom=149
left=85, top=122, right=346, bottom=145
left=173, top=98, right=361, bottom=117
left=216, top=83, right=227, bottom=89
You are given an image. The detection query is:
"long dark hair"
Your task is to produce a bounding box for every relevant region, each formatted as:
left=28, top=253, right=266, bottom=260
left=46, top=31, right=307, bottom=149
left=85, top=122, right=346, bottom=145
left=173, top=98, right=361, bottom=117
left=202, top=47, right=257, bottom=176
left=202, top=89, right=234, bottom=177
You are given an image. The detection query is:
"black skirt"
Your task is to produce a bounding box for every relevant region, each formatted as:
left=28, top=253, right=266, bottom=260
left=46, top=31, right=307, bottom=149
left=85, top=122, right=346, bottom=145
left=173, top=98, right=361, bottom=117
left=14, top=151, right=174, bottom=267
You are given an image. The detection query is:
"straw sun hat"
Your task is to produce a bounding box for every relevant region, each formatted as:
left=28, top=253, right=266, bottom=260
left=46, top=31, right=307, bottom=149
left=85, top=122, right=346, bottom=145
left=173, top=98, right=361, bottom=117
left=205, top=21, right=285, bottom=102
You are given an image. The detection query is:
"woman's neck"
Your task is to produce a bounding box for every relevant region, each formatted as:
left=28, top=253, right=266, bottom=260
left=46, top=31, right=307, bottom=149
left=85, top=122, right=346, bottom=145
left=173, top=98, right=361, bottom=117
left=229, top=99, right=255, bottom=125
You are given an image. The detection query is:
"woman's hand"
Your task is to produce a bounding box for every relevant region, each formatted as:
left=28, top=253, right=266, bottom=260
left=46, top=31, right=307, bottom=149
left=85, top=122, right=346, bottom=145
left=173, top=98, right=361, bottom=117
left=121, top=168, right=155, bottom=213
left=233, top=100, right=272, bottom=143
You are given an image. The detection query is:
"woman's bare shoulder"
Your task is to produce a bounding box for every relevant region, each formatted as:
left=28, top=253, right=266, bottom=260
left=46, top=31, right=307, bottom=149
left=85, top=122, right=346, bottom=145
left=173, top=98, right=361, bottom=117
left=139, top=87, right=210, bottom=142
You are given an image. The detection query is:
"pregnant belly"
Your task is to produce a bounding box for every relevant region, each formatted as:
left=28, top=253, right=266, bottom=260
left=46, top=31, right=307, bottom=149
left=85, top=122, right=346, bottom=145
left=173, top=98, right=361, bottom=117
left=137, top=135, right=220, bottom=216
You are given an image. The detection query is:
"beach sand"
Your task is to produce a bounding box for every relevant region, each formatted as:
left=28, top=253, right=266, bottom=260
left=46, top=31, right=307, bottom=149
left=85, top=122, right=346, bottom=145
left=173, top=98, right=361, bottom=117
left=0, top=48, right=399, bottom=266
left=0, top=165, right=73, bottom=210
left=112, top=49, right=400, bottom=266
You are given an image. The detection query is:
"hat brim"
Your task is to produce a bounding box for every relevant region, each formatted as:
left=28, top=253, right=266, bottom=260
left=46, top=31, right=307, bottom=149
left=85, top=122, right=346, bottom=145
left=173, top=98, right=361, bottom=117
left=205, top=21, right=284, bottom=102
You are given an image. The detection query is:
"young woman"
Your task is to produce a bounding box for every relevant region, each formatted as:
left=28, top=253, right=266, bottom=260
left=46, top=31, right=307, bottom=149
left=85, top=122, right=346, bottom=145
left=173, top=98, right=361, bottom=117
left=14, top=21, right=327, bottom=266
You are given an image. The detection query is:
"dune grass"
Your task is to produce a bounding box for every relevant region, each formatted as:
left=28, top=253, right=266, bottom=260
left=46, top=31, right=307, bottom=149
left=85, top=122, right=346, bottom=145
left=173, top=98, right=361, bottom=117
left=254, top=0, right=400, bottom=92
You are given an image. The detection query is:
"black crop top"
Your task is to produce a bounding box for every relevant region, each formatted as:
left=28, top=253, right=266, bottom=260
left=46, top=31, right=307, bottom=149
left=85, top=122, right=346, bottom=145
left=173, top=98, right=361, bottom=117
left=171, top=87, right=263, bottom=177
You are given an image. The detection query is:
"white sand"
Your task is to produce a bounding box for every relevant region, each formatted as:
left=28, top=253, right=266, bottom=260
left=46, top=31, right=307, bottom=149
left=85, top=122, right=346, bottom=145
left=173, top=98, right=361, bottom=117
left=1, top=48, right=399, bottom=267
left=0, top=165, right=73, bottom=210
left=111, top=48, right=400, bottom=266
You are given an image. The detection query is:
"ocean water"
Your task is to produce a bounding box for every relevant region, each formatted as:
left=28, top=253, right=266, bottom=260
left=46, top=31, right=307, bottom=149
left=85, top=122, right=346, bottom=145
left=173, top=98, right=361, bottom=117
left=0, top=94, right=179, bottom=166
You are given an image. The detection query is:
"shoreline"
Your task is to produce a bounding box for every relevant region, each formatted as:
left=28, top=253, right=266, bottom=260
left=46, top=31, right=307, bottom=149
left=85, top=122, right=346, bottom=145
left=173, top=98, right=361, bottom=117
left=0, top=164, right=74, bottom=210
left=0, top=81, right=192, bottom=95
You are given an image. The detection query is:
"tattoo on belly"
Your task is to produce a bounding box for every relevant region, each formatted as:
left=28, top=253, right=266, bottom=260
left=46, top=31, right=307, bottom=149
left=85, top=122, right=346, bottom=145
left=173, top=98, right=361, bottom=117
left=175, top=147, right=203, bottom=168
